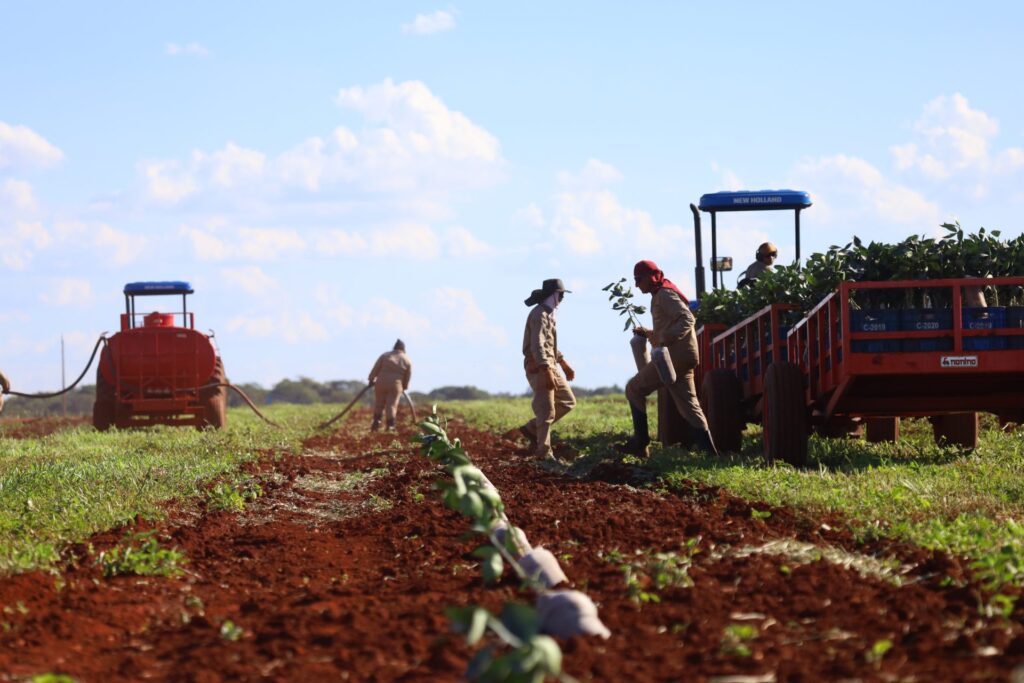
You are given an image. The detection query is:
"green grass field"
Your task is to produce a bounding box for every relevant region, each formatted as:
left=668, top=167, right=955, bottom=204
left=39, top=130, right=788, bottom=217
left=441, top=395, right=1024, bottom=593
left=0, top=405, right=333, bottom=574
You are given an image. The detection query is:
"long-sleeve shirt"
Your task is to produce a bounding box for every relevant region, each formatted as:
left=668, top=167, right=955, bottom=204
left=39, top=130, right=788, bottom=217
left=650, top=287, right=699, bottom=368
left=369, top=350, right=412, bottom=389
left=522, top=304, right=563, bottom=372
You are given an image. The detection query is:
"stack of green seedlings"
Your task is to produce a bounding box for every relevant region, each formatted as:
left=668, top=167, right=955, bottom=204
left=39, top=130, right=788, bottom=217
left=695, top=222, right=1024, bottom=328
left=416, top=410, right=610, bottom=682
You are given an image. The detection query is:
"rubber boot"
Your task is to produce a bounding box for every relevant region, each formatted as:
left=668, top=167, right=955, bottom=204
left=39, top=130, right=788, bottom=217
left=371, top=416, right=381, bottom=432
left=386, top=419, right=396, bottom=431
left=693, top=428, right=719, bottom=457
left=616, top=403, right=650, bottom=458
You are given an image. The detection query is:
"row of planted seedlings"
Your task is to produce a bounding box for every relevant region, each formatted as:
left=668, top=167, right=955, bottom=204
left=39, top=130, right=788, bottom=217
left=416, top=410, right=610, bottom=682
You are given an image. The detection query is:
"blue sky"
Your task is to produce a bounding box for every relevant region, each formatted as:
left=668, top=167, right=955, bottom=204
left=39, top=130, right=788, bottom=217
left=2, top=2, right=1023, bottom=394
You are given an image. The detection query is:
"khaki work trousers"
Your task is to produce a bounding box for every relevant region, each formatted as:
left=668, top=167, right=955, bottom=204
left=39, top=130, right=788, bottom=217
left=526, top=370, right=576, bottom=457
left=626, top=362, right=708, bottom=432
left=373, top=379, right=404, bottom=428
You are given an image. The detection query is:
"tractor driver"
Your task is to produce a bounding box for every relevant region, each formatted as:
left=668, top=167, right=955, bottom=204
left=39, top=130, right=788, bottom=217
left=738, top=242, right=778, bottom=288
left=368, top=339, right=412, bottom=431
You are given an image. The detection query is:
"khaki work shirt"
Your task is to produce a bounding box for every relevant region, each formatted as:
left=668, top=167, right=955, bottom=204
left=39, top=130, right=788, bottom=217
left=522, top=304, right=563, bottom=373
left=742, top=260, right=771, bottom=283
left=650, top=287, right=699, bottom=369
left=369, top=350, right=412, bottom=389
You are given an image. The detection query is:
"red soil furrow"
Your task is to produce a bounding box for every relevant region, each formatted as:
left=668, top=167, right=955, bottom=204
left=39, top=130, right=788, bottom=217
left=0, top=411, right=1022, bottom=681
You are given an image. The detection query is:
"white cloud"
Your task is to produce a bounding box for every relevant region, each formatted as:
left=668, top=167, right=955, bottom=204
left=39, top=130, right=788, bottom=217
left=545, top=161, right=685, bottom=255
left=140, top=79, right=502, bottom=210
left=225, top=311, right=329, bottom=344
left=794, top=154, right=942, bottom=227
left=401, top=10, right=456, bottom=35
left=180, top=224, right=307, bottom=261
left=359, top=298, right=431, bottom=337
left=431, top=287, right=506, bottom=345
left=513, top=203, right=545, bottom=229
left=710, top=162, right=744, bottom=191
left=316, top=223, right=441, bottom=259
left=1, top=179, right=36, bottom=211
left=165, top=42, right=210, bottom=57
left=0, top=122, right=63, bottom=170
left=221, top=265, right=277, bottom=295
left=444, top=226, right=493, bottom=256
left=0, top=221, right=52, bottom=269
left=93, top=224, right=146, bottom=266
left=39, top=277, right=92, bottom=307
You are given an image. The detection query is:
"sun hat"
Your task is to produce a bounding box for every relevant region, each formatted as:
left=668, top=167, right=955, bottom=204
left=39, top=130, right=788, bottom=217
left=524, top=279, right=572, bottom=306
left=536, top=590, right=611, bottom=639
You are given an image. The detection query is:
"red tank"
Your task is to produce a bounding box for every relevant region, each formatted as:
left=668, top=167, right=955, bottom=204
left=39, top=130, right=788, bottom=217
left=93, top=282, right=227, bottom=430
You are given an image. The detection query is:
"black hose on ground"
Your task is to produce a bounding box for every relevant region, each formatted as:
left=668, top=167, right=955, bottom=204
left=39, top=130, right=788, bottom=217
left=316, top=383, right=373, bottom=430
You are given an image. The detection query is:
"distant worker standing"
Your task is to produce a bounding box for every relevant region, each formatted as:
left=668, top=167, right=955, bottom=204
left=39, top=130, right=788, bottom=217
left=738, top=242, right=778, bottom=288
left=0, top=369, right=9, bottom=414
left=622, top=260, right=716, bottom=457
left=368, top=340, right=412, bottom=431
left=517, top=279, right=577, bottom=461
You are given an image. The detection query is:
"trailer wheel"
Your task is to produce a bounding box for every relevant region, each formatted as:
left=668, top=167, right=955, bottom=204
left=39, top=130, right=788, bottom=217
left=200, top=358, right=227, bottom=430
left=866, top=417, right=900, bottom=444
left=93, top=349, right=116, bottom=431
left=931, top=412, right=979, bottom=450
left=702, top=369, right=743, bottom=453
left=762, top=362, right=807, bottom=467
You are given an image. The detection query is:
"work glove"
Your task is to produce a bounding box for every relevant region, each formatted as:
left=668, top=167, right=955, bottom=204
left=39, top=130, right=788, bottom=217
left=542, top=366, right=558, bottom=391
left=558, top=358, right=575, bottom=382
left=633, top=326, right=653, bottom=341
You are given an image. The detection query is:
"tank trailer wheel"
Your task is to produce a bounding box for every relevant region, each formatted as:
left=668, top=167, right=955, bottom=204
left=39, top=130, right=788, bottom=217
left=702, top=369, right=743, bottom=453
left=762, top=362, right=808, bottom=467
left=92, top=349, right=116, bottom=431
left=931, top=412, right=979, bottom=450
left=200, top=358, right=228, bottom=430
left=866, top=417, right=900, bottom=444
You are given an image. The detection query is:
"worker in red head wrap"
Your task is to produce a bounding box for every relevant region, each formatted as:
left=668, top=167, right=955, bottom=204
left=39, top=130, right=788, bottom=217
left=620, top=260, right=717, bottom=457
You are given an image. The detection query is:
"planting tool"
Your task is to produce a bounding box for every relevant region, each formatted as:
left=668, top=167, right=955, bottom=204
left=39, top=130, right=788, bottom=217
left=316, top=382, right=373, bottom=430
left=402, top=390, right=418, bottom=422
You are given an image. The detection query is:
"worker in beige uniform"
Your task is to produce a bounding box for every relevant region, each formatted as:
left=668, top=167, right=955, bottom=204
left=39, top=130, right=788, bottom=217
left=368, top=339, right=412, bottom=431
left=738, top=242, right=777, bottom=288
left=621, top=260, right=717, bottom=457
left=517, top=279, right=577, bottom=461
left=0, top=369, right=9, bottom=414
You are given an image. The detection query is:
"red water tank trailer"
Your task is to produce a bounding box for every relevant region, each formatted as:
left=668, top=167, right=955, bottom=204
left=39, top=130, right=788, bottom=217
left=93, top=281, right=227, bottom=430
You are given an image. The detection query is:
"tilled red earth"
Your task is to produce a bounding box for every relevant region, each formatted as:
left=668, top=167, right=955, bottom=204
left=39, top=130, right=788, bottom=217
left=2, top=411, right=1024, bottom=681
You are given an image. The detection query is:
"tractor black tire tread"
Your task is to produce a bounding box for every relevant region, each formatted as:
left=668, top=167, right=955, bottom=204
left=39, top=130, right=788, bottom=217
left=92, top=349, right=116, bottom=431
left=702, top=369, right=744, bottom=454
left=762, top=362, right=807, bottom=467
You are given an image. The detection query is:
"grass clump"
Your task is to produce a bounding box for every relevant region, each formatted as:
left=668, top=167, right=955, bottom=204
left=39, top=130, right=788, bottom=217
left=97, top=530, right=186, bottom=577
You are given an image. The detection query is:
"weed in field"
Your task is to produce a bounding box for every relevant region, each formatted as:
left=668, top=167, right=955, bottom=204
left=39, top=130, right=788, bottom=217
left=864, top=638, right=893, bottom=667
left=601, top=540, right=700, bottom=604
left=220, top=619, right=244, bottom=641
left=720, top=622, right=758, bottom=657
left=30, top=674, right=76, bottom=683
left=719, top=539, right=905, bottom=585
left=206, top=477, right=263, bottom=512
left=97, top=530, right=186, bottom=578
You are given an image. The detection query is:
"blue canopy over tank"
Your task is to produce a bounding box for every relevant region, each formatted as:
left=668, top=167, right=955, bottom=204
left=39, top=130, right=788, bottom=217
left=699, top=190, right=812, bottom=212
left=124, top=281, right=194, bottom=296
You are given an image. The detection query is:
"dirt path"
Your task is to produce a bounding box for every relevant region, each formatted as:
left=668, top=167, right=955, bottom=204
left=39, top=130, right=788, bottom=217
left=2, top=411, right=1023, bottom=681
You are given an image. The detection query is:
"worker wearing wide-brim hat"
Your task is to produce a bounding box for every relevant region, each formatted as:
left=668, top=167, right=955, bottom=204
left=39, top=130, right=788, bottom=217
left=622, top=260, right=716, bottom=457
left=0, top=369, right=9, bottom=414
left=516, top=278, right=577, bottom=462
left=368, top=339, right=412, bottom=431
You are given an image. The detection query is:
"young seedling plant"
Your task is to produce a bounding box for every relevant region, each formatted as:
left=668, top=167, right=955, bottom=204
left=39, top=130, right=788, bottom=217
left=415, top=409, right=573, bottom=682
left=602, top=278, right=647, bottom=332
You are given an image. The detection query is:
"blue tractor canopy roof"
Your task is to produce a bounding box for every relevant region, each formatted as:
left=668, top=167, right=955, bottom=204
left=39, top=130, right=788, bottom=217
left=123, top=281, right=194, bottom=296
left=699, top=189, right=812, bottom=212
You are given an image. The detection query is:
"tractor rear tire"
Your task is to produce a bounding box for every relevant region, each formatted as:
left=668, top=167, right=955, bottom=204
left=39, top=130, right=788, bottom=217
left=866, top=417, right=900, bottom=444
left=93, top=349, right=116, bottom=431
left=200, top=358, right=227, bottom=430
left=762, top=362, right=807, bottom=467
left=702, top=369, right=743, bottom=453
left=931, top=412, right=979, bottom=450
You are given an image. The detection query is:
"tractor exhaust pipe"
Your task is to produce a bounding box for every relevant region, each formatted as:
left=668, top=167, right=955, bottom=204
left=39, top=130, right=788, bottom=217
left=691, top=203, right=706, bottom=297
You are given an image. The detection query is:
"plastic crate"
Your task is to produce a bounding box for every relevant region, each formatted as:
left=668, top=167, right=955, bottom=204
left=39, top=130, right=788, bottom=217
left=1007, top=307, right=1024, bottom=350
left=900, top=309, right=953, bottom=352
left=963, top=307, right=1007, bottom=350
left=850, top=309, right=901, bottom=353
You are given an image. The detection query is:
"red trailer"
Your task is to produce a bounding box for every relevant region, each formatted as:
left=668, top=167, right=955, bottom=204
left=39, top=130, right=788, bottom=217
left=766, top=276, right=1024, bottom=464
left=93, top=281, right=227, bottom=430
